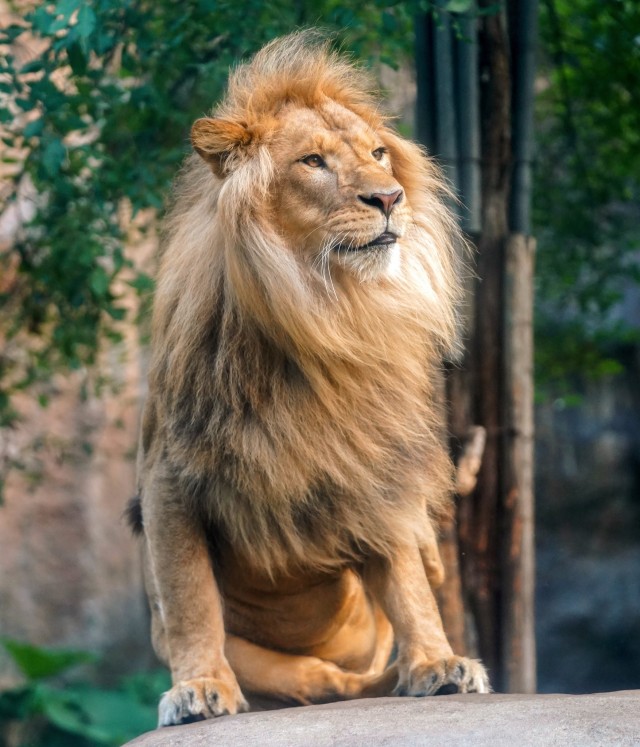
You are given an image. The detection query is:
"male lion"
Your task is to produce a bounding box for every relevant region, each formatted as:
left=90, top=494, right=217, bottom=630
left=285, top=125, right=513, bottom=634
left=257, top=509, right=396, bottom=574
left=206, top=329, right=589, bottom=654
left=130, top=31, right=489, bottom=726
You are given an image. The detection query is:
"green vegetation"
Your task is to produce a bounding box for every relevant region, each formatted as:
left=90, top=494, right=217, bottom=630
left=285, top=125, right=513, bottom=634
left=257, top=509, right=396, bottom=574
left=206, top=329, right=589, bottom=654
left=0, top=0, right=416, bottom=408
left=534, top=0, right=640, bottom=392
left=0, top=640, right=169, bottom=746
left=1, top=0, right=637, bottom=423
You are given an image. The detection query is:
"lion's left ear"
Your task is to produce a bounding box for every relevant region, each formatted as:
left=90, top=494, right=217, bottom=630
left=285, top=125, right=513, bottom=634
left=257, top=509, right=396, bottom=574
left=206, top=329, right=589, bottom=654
left=190, top=117, right=252, bottom=177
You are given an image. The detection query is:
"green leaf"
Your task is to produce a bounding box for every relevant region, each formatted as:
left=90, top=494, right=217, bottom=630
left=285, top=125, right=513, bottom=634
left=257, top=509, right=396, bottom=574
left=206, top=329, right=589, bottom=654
left=39, top=688, right=114, bottom=743
left=105, top=305, right=126, bottom=321
left=381, top=11, right=398, bottom=33
left=56, top=0, right=82, bottom=21
left=0, top=685, right=39, bottom=720
left=67, top=42, right=87, bottom=75
left=76, top=5, right=97, bottom=39
left=595, top=359, right=624, bottom=377
left=121, top=670, right=171, bottom=706
left=15, top=97, right=34, bottom=111
left=23, top=117, right=45, bottom=138
left=67, top=686, right=157, bottom=742
left=127, top=273, right=155, bottom=293
left=31, top=7, right=55, bottom=34
left=0, top=24, right=26, bottom=44
left=2, top=640, right=95, bottom=680
left=20, top=59, right=44, bottom=74
left=42, top=137, right=66, bottom=176
left=89, top=267, right=109, bottom=297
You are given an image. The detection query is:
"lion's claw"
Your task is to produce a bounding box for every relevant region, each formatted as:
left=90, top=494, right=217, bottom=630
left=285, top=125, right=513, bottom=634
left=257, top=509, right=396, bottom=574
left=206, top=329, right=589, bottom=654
left=158, top=676, right=249, bottom=726
left=395, top=656, right=490, bottom=697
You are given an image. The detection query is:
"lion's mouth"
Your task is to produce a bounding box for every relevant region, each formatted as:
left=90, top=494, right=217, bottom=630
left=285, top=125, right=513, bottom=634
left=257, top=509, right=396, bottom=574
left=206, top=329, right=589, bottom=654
left=336, top=232, right=398, bottom=252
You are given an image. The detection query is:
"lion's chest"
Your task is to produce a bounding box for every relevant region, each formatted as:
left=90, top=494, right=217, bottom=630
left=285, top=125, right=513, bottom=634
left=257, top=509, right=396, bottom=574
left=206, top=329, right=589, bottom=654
left=165, top=333, right=436, bottom=575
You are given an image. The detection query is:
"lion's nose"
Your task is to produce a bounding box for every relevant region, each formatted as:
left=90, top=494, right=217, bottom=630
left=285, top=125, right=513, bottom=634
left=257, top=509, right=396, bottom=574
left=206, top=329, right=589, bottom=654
left=358, top=189, right=403, bottom=217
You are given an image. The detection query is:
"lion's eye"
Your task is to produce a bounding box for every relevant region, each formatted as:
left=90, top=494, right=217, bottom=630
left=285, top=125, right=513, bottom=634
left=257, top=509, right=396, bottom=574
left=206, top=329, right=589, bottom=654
left=301, top=154, right=325, bottom=168
left=372, top=147, right=387, bottom=161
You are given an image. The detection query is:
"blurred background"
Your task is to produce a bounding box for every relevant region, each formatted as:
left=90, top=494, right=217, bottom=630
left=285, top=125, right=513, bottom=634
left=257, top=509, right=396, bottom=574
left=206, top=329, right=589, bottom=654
left=0, top=0, right=638, bottom=744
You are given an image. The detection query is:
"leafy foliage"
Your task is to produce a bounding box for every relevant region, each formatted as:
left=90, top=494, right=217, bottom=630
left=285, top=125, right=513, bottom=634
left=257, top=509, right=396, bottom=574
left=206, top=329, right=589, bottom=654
left=0, top=639, right=169, bottom=746
left=534, top=0, right=640, bottom=391
left=3, top=0, right=637, bottom=410
left=2, top=640, right=96, bottom=680
left=0, top=0, right=427, bottom=432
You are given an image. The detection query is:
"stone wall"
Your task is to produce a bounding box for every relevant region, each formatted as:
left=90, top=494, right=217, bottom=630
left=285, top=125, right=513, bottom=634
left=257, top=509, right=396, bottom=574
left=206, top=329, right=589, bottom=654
left=0, top=336, right=153, bottom=687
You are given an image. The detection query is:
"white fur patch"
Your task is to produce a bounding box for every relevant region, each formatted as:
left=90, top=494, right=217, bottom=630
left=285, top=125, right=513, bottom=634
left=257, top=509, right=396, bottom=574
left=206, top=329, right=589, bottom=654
left=384, top=243, right=401, bottom=278
left=333, top=243, right=401, bottom=283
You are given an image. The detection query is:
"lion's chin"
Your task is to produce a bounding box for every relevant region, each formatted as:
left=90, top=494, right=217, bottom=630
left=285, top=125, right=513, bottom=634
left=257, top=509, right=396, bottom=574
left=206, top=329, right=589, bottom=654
left=333, top=241, right=401, bottom=282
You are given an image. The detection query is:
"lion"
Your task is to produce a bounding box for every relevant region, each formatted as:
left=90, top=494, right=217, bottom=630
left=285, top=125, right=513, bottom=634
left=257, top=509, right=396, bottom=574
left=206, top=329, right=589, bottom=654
left=129, top=31, right=489, bottom=726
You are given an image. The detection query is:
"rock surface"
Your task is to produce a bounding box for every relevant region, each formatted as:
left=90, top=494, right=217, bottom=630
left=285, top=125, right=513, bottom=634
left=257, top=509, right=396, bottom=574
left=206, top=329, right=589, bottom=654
left=125, top=691, right=640, bottom=747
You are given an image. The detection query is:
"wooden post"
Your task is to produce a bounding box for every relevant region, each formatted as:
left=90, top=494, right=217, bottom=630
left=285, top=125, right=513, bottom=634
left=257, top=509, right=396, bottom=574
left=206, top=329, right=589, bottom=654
left=433, top=2, right=459, bottom=195
left=501, top=0, right=538, bottom=692
left=455, top=5, right=481, bottom=234
left=502, top=233, right=536, bottom=692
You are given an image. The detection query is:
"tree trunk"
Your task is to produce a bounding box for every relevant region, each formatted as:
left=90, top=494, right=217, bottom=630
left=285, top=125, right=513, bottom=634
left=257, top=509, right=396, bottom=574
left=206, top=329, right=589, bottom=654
left=416, top=0, right=538, bottom=693
left=454, top=5, right=512, bottom=688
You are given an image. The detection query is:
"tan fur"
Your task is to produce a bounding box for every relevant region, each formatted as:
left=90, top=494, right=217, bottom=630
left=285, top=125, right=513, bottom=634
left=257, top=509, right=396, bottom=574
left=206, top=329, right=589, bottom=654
left=135, top=32, right=489, bottom=726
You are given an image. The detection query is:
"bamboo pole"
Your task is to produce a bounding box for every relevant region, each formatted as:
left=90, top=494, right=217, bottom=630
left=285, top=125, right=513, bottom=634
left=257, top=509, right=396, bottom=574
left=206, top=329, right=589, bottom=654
left=509, top=0, right=539, bottom=233
left=433, top=3, right=459, bottom=196
left=455, top=6, right=482, bottom=234
left=415, top=12, right=436, bottom=152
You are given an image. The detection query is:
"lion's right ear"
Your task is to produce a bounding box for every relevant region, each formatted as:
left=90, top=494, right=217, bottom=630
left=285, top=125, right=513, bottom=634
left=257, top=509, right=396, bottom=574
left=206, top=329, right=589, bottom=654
left=190, top=118, right=252, bottom=177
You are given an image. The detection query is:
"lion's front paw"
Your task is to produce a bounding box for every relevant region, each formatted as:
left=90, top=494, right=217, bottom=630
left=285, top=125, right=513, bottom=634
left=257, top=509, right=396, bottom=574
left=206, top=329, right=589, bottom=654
left=396, top=656, right=490, bottom=697
left=158, top=676, right=249, bottom=726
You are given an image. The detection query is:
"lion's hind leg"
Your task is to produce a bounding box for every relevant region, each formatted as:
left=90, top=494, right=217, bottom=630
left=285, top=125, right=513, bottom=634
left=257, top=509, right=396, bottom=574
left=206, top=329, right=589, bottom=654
left=225, top=635, right=398, bottom=708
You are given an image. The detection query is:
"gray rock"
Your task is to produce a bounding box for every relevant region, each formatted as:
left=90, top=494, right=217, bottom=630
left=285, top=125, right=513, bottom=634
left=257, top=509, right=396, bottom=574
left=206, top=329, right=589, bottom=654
left=124, top=691, right=640, bottom=746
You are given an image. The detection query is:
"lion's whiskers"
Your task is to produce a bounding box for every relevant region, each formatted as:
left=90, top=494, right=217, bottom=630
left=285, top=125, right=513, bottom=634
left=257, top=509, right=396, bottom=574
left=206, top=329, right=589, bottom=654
left=319, top=235, right=339, bottom=301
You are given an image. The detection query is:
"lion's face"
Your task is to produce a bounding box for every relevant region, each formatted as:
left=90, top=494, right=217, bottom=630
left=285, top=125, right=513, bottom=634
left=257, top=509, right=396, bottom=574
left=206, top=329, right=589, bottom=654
left=267, top=101, right=411, bottom=280
left=191, top=99, right=413, bottom=283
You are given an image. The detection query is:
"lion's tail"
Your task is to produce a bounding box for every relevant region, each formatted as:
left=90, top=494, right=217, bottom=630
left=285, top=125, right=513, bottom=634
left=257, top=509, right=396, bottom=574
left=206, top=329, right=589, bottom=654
left=123, top=493, right=144, bottom=535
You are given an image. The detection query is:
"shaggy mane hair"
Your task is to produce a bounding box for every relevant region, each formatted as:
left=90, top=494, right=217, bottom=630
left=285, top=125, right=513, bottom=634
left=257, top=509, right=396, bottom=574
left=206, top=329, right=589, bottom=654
left=144, top=32, right=465, bottom=577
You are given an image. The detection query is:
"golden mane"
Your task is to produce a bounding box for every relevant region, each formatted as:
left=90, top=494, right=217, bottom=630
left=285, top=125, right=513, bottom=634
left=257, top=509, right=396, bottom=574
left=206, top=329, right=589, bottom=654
left=144, top=32, right=465, bottom=577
